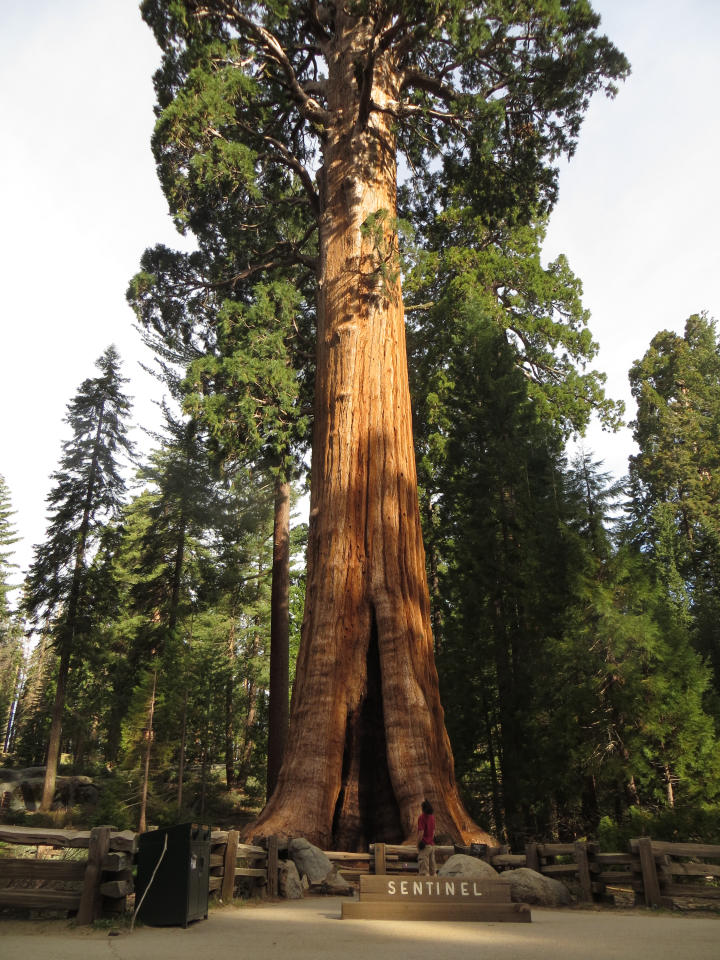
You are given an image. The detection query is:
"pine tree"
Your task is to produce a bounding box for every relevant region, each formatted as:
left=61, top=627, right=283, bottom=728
left=23, top=346, right=134, bottom=809
left=0, top=474, right=23, bottom=754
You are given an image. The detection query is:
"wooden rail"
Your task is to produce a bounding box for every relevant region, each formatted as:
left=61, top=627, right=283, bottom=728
left=209, top=830, right=270, bottom=901
left=3, top=826, right=718, bottom=918
left=0, top=825, right=137, bottom=923
left=629, top=838, right=720, bottom=908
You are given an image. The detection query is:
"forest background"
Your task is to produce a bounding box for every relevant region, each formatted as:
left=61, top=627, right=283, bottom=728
left=1, top=0, right=720, bottom=849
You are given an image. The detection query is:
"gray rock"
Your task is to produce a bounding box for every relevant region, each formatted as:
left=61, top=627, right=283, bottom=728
left=499, top=867, right=572, bottom=906
left=438, top=854, right=498, bottom=881
left=0, top=770, right=102, bottom=810
left=0, top=769, right=23, bottom=783
left=319, top=866, right=352, bottom=893
left=278, top=859, right=304, bottom=899
left=288, top=837, right=335, bottom=884
left=0, top=784, right=26, bottom=812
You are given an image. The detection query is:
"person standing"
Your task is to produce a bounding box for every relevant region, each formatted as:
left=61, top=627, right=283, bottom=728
left=417, top=799, right=436, bottom=876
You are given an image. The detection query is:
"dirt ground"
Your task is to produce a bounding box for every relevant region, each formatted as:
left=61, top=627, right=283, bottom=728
left=1, top=898, right=719, bottom=960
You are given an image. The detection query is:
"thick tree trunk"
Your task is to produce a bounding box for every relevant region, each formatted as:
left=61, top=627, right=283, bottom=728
left=252, top=19, right=488, bottom=849
left=267, top=475, right=290, bottom=797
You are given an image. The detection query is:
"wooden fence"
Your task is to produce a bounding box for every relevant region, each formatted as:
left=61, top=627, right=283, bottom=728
left=0, top=825, right=137, bottom=923
left=2, top=826, right=718, bottom=920
left=629, top=838, right=720, bottom=908
left=209, top=831, right=278, bottom=900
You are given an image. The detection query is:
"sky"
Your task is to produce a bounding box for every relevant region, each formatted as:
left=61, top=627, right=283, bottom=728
left=1, top=0, right=719, bottom=581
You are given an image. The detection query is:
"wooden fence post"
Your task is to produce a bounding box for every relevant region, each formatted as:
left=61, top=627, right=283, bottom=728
left=637, top=837, right=662, bottom=908
left=77, top=826, right=111, bottom=925
left=221, top=830, right=239, bottom=903
left=573, top=842, right=593, bottom=903
left=374, top=843, right=386, bottom=876
left=267, top=836, right=279, bottom=897
left=525, top=842, right=539, bottom=873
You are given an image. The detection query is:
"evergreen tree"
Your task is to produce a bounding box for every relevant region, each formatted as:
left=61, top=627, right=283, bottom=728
left=409, top=298, right=579, bottom=842
left=139, top=0, right=628, bottom=848
left=556, top=543, right=720, bottom=825
left=105, top=415, right=218, bottom=826
left=0, top=474, right=23, bottom=754
left=129, top=192, right=313, bottom=802
left=628, top=314, right=720, bottom=699
left=23, top=346, right=134, bottom=809
left=8, top=628, right=54, bottom=763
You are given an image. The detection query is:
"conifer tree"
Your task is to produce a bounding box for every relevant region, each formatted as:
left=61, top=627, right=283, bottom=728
left=23, top=346, right=134, bottom=809
left=629, top=314, right=720, bottom=697
left=0, top=474, right=23, bottom=754
left=105, top=414, right=218, bottom=824
left=130, top=226, right=312, bottom=801
left=139, top=0, right=628, bottom=846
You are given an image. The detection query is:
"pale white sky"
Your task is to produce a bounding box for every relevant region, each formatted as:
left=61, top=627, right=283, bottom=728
left=1, top=1, right=718, bottom=580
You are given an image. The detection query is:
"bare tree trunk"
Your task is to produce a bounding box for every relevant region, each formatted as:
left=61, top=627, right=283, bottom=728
left=664, top=764, right=675, bottom=808
left=2, top=661, right=22, bottom=754
left=138, top=671, right=157, bottom=834
left=236, top=677, right=259, bottom=792
left=225, top=618, right=236, bottom=789
left=267, top=475, right=290, bottom=797
left=41, top=648, right=71, bottom=812
left=177, top=688, right=188, bottom=810
left=252, top=17, right=487, bottom=849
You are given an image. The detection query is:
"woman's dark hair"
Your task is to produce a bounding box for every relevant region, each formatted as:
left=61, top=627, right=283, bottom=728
left=421, top=799, right=433, bottom=815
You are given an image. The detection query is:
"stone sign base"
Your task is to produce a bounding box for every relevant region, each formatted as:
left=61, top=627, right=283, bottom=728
left=341, top=875, right=531, bottom=922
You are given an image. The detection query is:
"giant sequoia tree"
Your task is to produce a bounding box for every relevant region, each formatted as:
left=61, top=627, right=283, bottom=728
left=141, top=0, right=627, bottom=848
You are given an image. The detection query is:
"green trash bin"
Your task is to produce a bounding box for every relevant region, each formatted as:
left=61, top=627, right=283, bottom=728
left=136, top=822, right=211, bottom=926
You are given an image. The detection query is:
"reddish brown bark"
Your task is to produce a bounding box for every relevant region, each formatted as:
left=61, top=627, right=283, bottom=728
left=251, top=16, right=490, bottom=850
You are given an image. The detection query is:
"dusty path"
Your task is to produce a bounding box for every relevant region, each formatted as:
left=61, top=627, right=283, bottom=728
left=1, top=898, right=718, bottom=960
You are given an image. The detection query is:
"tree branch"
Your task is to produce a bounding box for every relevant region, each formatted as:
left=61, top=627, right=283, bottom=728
left=374, top=99, right=468, bottom=124
left=400, top=69, right=458, bottom=103
left=236, top=121, right=319, bottom=215
left=307, top=0, right=332, bottom=43
left=193, top=2, right=331, bottom=127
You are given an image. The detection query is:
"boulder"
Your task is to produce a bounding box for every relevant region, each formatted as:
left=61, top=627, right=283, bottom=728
left=0, top=770, right=101, bottom=811
left=0, top=769, right=24, bottom=783
left=438, top=854, right=498, bottom=881
left=288, top=838, right=335, bottom=884
left=278, top=859, right=304, bottom=899
left=318, top=866, right=352, bottom=894
left=499, top=867, right=572, bottom=906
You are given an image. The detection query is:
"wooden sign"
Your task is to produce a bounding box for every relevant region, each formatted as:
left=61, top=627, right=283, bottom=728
left=341, top=873, right=531, bottom=922
left=358, top=875, right=510, bottom=901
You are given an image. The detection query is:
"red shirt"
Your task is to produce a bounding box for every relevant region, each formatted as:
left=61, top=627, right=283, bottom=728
left=418, top=812, right=435, bottom=846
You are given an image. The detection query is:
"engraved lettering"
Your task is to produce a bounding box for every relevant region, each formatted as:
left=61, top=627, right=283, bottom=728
left=461, top=882, right=469, bottom=896
left=425, top=882, right=434, bottom=894
left=387, top=881, right=396, bottom=895
left=435, top=881, right=440, bottom=895
left=444, top=881, right=455, bottom=896
left=400, top=881, right=408, bottom=895
left=473, top=882, right=483, bottom=896
left=413, top=882, right=423, bottom=895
